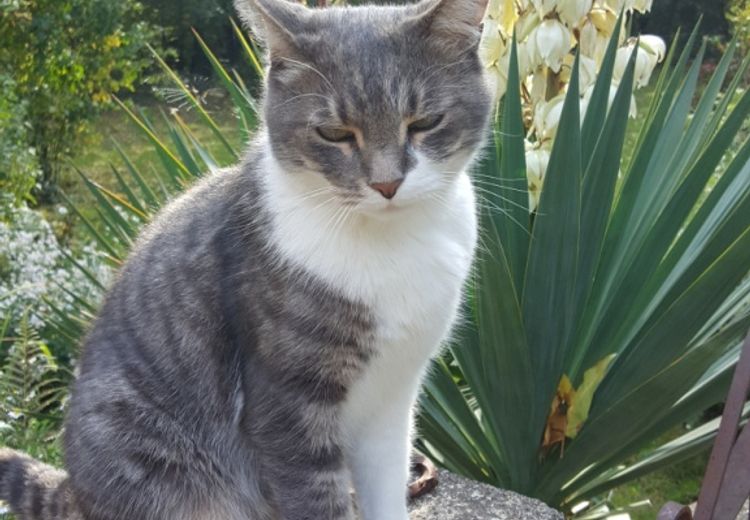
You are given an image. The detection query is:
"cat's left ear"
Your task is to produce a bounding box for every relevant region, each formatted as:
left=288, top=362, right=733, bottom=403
left=234, top=0, right=309, bottom=61
left=408, top=0, right=489, bottom=52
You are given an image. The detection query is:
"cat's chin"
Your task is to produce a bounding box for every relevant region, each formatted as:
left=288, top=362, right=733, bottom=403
left=354, top=201, right=411, bottom=219
left=350, top=195, right=441, bottom=222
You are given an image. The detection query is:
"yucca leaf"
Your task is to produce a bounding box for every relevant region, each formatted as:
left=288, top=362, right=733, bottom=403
left=74, top=167, right=138, bottom=243
left=59, top=192, right=120, bottom=259
left=147, top=44, right=238, bottom=160
left=113, top=97, right=194, bottom=183
left=193, top=28, right=259, bottom=131
left=112, top=139, right=160, bottom=210
left=495, top=37, right=529, bottom=291
left=171, top=113, right=221, bottom=172
left=230, top=17, right=265, bottom=79
left=522, top=52, right=582, bottom=445
left=421, top=358, right=502, bottom=478
left=580, top=12, right=623, bottom=162
left=108, top=163, right=148, bottom=216
left=469, top=44, right=540, bottom=485
left=570, top=44, right=638, bottom=377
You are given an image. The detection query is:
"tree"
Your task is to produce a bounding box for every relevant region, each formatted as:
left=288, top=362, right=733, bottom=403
left=0, top=0, right=158, bottom=202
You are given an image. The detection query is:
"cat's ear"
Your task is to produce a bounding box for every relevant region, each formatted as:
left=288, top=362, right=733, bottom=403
left=408, top=0, right=489, bottom=53
left=234, top=0, right=309, bottom=60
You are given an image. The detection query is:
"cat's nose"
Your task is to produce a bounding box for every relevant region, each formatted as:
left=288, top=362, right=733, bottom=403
left=369, top=179, right=403, bottom=200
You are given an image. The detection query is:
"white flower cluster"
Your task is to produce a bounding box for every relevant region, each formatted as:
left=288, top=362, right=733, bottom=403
left=480, top=0, right=666, bottom=211
left=0, top=205, right=110, bottom=332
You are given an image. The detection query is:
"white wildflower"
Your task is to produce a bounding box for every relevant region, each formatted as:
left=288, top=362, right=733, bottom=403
left=525, top=145, right=551, bottom=212
left=557, top=0, right=594, bottom=27
left=533, top=19, right=572, bottom=73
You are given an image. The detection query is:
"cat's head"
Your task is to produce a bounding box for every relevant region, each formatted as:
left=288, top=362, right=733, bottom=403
left=236, top=0, right=491, bottom=214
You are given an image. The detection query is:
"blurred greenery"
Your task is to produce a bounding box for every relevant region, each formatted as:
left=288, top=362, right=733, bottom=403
left=0, top=75, right=38, bottom=209
left=632, top=0, right=730, bottom=53
left=1, top=2, right=750, bottom=520
left=0, top=0, right=160, bottom=202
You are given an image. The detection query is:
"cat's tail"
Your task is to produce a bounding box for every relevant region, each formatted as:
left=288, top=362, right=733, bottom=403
left=0, top=448, right=81, bottom=519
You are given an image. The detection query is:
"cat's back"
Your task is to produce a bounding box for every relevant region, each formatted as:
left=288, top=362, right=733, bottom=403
left=62, top=157, right=274, bottom=518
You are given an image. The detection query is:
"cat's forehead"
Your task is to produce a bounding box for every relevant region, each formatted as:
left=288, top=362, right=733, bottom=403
left=303, top=7, right=427, bottom=66
left=291, top=7, right=458, bottom=113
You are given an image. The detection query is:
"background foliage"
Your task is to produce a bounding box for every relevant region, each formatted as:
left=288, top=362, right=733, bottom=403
left=1, top=1, right=749, bottom=519
left=0, top=0, right=158, bottom=201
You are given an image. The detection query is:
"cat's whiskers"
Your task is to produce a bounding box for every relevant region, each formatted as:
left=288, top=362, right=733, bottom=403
left=277, top=57, right=336, bottom=93
left=286, top=186, right=336, bottom=205
left=471, top=176, right=530, bottom=192
left=273, top=93, right=339, bottom=110
left=309, top=194, right=340, bottom=214
left=472, top=185, right=531, bottom=213
left=470, top=192, right=533, bottom=236
left=445, top=170, right=528, bottom=183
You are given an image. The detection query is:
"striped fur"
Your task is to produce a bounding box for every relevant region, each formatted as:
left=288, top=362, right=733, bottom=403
left=0, top=0, right=490, bottom=518
left=0, top=449, right=81, bottom=519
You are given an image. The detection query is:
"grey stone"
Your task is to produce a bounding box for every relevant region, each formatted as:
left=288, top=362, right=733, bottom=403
left=737, top=500, right=748, bottom=520
left=407, top=471, right=563, bottom=520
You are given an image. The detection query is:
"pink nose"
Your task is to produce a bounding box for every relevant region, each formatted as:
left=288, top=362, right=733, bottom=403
left=369, top=180, right=403, bottom=200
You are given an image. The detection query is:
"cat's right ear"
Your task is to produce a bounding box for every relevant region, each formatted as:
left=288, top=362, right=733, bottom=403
left=234, top=0, right=308, bottom=61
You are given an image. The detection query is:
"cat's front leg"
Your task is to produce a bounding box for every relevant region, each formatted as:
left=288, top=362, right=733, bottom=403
left=344, top=387, right=417, bottom=520
left=249, top=398, right=355, bottom=520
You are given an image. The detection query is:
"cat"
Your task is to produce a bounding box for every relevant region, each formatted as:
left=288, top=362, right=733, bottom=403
left=0, top=0, right=491, bottom=518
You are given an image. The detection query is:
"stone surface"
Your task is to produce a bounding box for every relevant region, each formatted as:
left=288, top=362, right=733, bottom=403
left=737, top=500, right=748, bottom=520
left=407, top=470, right=563, bottom=520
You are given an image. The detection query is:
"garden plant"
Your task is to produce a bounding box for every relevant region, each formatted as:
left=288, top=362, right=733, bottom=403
left=1, top=0, right=749, bottom=518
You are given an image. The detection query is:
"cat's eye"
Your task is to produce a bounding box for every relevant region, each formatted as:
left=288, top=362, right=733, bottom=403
left=316, top=127, right=356, bottom=144
left=408, top=115, right=444, bottom=134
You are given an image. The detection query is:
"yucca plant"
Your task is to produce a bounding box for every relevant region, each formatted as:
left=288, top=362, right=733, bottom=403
left=416, top=22, right=750, bottom=514
left=49, top=13, right=750, bottom=519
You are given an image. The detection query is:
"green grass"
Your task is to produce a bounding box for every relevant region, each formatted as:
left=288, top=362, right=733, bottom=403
left=608, top=428, right=709, bottom=518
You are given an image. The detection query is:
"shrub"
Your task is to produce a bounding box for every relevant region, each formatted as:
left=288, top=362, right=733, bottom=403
left=0, top=75, right=38, bottom=208
left=0, top=0, right=159, bottom=201
left=0, top=204, right=109, bottom=357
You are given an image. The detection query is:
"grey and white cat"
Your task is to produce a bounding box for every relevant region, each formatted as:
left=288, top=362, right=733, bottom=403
left=0, top=0, right=491, bottom=518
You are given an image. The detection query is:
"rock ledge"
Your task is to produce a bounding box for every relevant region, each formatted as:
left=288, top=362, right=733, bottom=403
left=407, top=471, right=563, bottom=520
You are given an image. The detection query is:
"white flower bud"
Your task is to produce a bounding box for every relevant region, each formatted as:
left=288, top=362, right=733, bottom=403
left=517, top=41, right=537, bottom=77
left=529, top=67, right=547, bottom=102
left=601, top=0, right=636, bottom=12
left=614, top=42, right=661, bottom=89
left=525, top=145, right=551, bottom=212
left=579, top=19, right=598, bottom=57
left=579, top=55, right=598, bottom=91
left=531, top=0, right=557, bottom=18
left=633, top=0, right=653, bottom=13
left=640, top=34, right=666, bottom=61
left=479, top=18, right=506, bottom=67
left=487, top=50, right=511, bottom=102
left=534, top=93, right=565, bottom=139
left=533, top=19, right=572, bottom=73
left=516, top=10, right=542, bottom=41
left=557, top=0, right=594, bottom=28
left=589, top=7, right=618, bottom=36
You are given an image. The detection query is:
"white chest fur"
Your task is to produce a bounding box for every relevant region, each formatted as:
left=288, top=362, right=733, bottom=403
left=262, top=147, right=477, bottom=519
left=261, top=152, right=477, bottom=369
left=263, top=146, right=476, bottom=402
